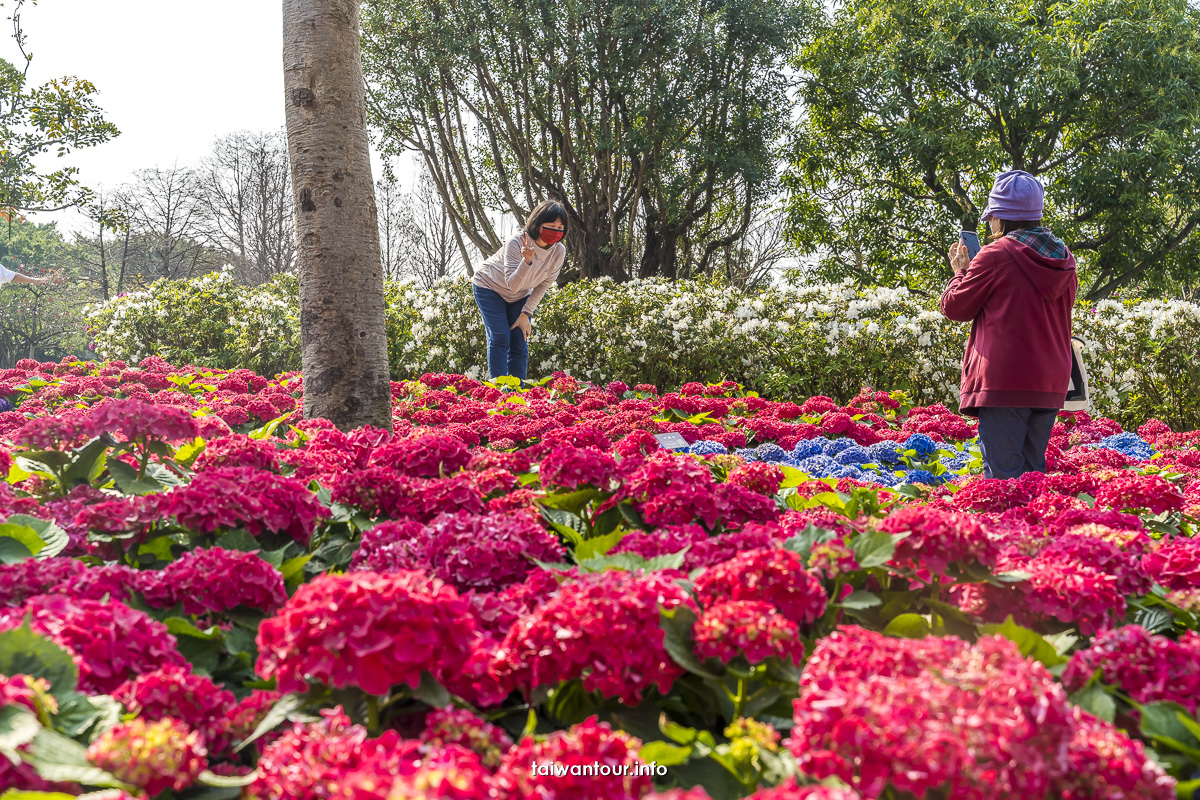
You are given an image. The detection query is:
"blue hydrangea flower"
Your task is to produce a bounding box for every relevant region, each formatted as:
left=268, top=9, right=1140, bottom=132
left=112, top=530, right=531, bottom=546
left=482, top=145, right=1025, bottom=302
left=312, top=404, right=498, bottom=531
left=830, top=465, right=867, bottom=480
left=791, top=439, right=824, bottom=459
left=0, top=398, right=12, bottom=413
left=734, top=448, right=759, bottom=461
left=1092, top=432, right=1155, bottom=461
left=865, top=469, right=902, bottom=487
left=903, top=434, right=938, bottom=459
left=822, top=438, right=856, bottom=457
left=834, top=446, right=873, bottom=465
left=867, top=441, right=903, bottom=466
left=686, top=440, right=728, bottom=456
left=902, top=469, right=940, bottom=485
left=754, top=443, right=789, bottom=463
left=799, top=455, right=837, bottom=477
left=939, top=451, right=972, bottom=471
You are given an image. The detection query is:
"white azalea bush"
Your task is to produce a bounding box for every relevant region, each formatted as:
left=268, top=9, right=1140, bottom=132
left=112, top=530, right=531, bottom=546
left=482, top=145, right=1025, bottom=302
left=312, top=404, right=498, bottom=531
left=83, top=271, right=1200, bottom=427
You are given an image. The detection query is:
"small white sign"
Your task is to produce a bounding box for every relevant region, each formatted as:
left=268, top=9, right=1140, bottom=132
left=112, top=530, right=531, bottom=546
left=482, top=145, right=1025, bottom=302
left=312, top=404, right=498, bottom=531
left=654, top=432, right=690, bottom=450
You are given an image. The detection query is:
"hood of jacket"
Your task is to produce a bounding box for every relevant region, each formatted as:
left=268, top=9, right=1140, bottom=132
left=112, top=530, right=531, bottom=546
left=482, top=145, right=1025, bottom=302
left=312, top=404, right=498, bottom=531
left=1007, top=238, right=1077, bottom=301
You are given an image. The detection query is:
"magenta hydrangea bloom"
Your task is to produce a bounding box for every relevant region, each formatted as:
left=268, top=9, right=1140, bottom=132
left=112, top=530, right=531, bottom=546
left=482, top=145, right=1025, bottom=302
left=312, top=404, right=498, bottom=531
left=0, top=556, right=87, bottom=607
left=164, top=466, right=330, bottom=545
left=86, top=397, right=200, bottom=443
left=112, top=665, right=237, bottom=754
left=0, top=594, right=184, bottom=695
left=617, top=451, right=721, bottom=527
left=256, top=570, right=477, bottom=695
left=495, top=570, right=695, bottom=705
left=369, top=432, right=472, bottom=478
left=1055, top=709, right=1174, bottom=799
left=382, top=510, right=561, bottom=593
left=539, top=445, right=618, bottom=490
left=140, top=547, right=287, bottom=615
left=694, top=600, right=805, bottom=666
left=493, top=716, right=652, bottom=800
left=878, top=505, right=999, bottom=583
left=193, top=433, right=281, bottom=472
left=694, top=548, right=826, bottom=626
left=1143, top=536, right=1200, bottom=591
left=1063, top=626, right=1200, bottom=714
left=421, top=706, right=515, bottom=769
left=727, top=462, right=785, bottom=495
left=1094, top=472, right=1185, bottom=514
left=792, top=626, right=1078, bottom=800
left=86, top=717, right=208, bottom=797
left=747, top=782, right=864, bottom=800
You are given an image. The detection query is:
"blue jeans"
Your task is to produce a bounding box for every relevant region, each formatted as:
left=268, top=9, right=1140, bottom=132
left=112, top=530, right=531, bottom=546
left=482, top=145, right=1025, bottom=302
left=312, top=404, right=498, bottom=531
left=977, top=407, right=1058, bottom=480
left=473, top=285, right=529, bottom=380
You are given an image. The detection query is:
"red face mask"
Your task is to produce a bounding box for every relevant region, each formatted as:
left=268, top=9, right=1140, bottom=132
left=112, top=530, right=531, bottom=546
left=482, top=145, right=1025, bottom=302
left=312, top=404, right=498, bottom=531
left=539, top=226, right=564, bottom=245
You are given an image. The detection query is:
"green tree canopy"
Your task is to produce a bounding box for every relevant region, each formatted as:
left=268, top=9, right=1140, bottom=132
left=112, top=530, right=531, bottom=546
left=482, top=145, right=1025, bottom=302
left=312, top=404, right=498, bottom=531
left=361, top=0, right=810, bottom=281
left=0, top=0, right=119, bottom=215
left=784, top=0, right=1200, bottom=299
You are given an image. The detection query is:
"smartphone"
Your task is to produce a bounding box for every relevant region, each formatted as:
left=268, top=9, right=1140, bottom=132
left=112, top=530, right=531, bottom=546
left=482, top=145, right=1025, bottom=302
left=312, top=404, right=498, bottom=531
left=960, top=231, right=981, bottom=260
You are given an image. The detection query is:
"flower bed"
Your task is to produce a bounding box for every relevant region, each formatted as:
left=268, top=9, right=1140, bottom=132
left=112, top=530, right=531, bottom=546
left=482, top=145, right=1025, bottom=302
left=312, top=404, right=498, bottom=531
left=1, top=357, right=1199, bottom=799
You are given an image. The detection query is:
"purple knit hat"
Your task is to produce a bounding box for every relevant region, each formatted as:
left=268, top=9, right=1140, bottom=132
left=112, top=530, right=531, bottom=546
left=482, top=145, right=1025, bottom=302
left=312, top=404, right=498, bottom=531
left=980, top=169, right=1044, bottom=224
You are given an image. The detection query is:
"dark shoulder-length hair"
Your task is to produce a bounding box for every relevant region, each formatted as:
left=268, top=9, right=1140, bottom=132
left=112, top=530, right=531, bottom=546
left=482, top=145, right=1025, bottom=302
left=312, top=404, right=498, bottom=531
left=524, top=200, right=569, bottom=239
left=989, top=219, right=1041, bottom=240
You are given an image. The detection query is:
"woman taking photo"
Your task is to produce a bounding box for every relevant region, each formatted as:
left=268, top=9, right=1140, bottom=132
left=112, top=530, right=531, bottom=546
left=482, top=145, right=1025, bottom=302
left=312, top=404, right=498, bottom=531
left=940, top=169, right=1078, bottom=480
left=472, top=200, right=567, bottom=381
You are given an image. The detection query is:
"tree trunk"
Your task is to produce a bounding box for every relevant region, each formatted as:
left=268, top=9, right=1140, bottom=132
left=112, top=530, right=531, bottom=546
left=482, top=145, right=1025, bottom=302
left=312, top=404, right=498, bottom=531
left=284, top=0, right=392, bottom=431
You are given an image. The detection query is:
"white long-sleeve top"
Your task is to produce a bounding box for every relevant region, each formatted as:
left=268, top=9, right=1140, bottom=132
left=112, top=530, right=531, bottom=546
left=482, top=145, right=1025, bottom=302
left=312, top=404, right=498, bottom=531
left=471, top=235, right=565, bottom=316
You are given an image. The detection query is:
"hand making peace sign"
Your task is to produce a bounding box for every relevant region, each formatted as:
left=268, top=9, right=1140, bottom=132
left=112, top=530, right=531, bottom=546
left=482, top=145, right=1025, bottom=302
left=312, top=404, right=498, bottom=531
left=520, top=232, right=535, bottom=264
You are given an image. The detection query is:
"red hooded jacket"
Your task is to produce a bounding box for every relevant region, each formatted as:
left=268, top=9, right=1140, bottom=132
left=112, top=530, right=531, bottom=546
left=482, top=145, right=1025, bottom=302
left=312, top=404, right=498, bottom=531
left=939, top=234, right=1077, bottom=415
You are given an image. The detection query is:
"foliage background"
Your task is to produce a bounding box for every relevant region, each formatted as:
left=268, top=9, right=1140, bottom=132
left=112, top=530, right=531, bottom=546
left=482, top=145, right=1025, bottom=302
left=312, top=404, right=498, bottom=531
left=84, top=270, right=1200, bottom=429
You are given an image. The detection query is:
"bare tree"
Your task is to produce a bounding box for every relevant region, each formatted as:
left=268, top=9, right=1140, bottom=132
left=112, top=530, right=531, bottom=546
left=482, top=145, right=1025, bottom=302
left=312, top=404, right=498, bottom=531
left=69, top=187, right=127, bottom=300
left=375, top=170, right=408, bottom=281
left=118, top=165, right=216, bottom=284
left=407, top=170, right=464, bottom=288
left=199, top=130, right=296, bottom=284
left=285, top=0, right=392, bottom=431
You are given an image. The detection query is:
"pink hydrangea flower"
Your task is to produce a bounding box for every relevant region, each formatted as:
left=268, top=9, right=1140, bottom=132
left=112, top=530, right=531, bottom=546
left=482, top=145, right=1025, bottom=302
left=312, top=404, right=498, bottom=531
left=694, top=600, right=805, bottom=665
left=727, top=462, right=785, bottom=495
left=694, top=548, right=826, bottom=626
left=370, top=432, right=472, bottom=478
left=1143, top=536, right=1200, bottom=591
left=86, top=717, right=208, bottom=797
left=193, top=433, right=281, bottom=472
left=492, top=716, right=652, bottom=800
left=1094, top=473, right=1185, bottom=514
left=256, top=570, right=478, bottom=695
left=112, top=665, right=237, bottom=754
left=164, top=466, right=330, bottom=545
left=494, top=570, right=695, bottom=704
left=1063, top=626, right=1200, bottom=714
left=421, top=707, right=515, bottom=769
left=0, top=594, right=184, bottom=695
left=540, top=445, right=618, bottom=490
left=141, top=547, right=287, bottom=615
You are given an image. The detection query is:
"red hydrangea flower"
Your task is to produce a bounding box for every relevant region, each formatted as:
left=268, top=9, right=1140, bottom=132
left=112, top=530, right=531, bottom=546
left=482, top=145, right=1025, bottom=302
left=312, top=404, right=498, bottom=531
left=879, top=505, right=999, bottom=584
left=466, top=569, right=563, bottom=640
left=164, top=466, right=330, bottom=545
left=949, top=476, right=1040, bottom=513
left=421, top=707, right=515, bottom=769
left=112, top=665, right=237, bottom=754
left=11, top=409, right=93, bottom=448
left=256, top=570, right=477, bottom=695
left=87, top=397, right=200, bottom=442
left=1063, top=626, right=1200, bottom=714
left=357, top=510, right=562, bottom=594
left=370, top=432, right=472, bottom=478
left=694, top=600, right=805, bottom=665
left=193, top=433, right=281, bottom=472
left=617, top=451, right=720, bottom=527
left=141, top=547, right=287, bottom=615
left=0, top=673, right=42, bottom=713
left=540, top=445, right=618, bottom=490
left=493, top=716, right=652, bottom=800
left=226, top=689, right=283, bottom=749
left=1053, top=709, right=1174, bottom=799
left=694, top=548, right=826, bottom=626
left=713, top=483, right=780, bottom=528
left=611, top=524, right=710, bottom=563
left=1094, top=472, right=1185, bottom=514
left=86, top=717, right=207, bottom=797
left=727, top=462, right=785, bottom=495
left=494, top=570, right=694, bottom=704
left=0, top=556, right=86, bottom=607
left=684, top=524, right=788, bottom=571
left=0, top=595, right=184, bottom=694
left=748, top=781, right=864, bottom=799
left=792, top=626, right=1077, bottom=800
left=1143, top=536, right=1200, bottom=591
left=246, top=707, right=397, bottom=800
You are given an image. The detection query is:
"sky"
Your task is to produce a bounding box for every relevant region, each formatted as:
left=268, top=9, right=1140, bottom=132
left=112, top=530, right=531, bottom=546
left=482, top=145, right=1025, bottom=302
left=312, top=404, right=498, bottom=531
left=2, top=0, right=402, bottom=234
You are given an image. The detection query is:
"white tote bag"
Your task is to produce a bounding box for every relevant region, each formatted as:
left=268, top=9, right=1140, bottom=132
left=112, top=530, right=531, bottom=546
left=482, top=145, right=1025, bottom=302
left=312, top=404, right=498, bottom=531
left=1062, top=336, right=1090, bottom=412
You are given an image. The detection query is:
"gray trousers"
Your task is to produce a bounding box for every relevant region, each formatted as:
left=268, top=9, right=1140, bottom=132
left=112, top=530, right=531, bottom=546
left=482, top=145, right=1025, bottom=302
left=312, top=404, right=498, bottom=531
left=977, top=407, right=1058, bottom=480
